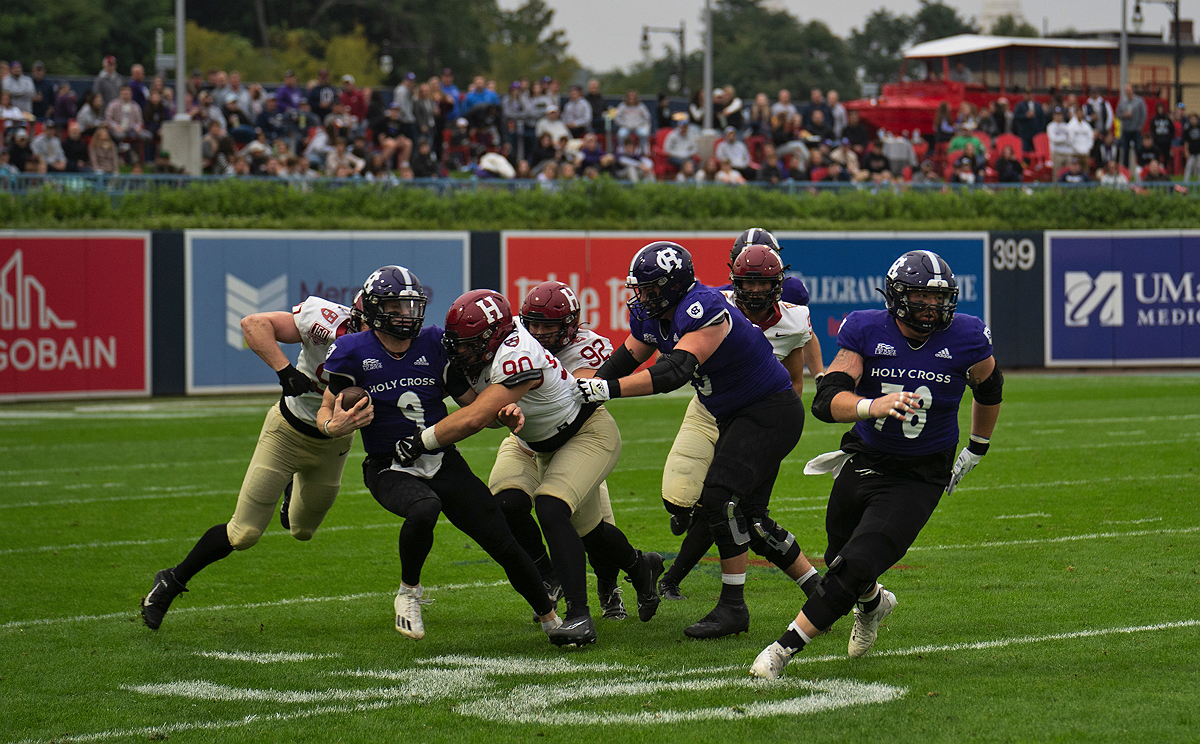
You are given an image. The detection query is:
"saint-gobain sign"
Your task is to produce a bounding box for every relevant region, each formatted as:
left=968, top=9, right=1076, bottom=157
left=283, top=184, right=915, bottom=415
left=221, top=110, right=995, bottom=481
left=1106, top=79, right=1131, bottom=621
left=1045, top=231, right=1200, bottom=366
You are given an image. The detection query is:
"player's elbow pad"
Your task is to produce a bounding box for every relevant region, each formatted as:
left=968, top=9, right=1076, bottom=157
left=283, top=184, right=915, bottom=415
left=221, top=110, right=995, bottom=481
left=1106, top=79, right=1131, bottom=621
left=812, top=371, right=855, bottom=424
left=971, top=364, right=1004, bottom=405
left=595, top=343, right=640, bottom=381
left=648, top=349, right=699, bottom=394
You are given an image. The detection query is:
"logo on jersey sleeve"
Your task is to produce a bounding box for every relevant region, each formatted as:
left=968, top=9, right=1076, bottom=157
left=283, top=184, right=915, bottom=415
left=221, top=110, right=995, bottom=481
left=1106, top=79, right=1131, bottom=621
left=363, top=358, right=383, bottom=371
left=874, top=343, right=897, bottom=357
left=321, top=307, right=339, bottom=324
left=308, top=322, right=332, bottom=344
left=983, top=325, right=993, bottom=343
left=686, top=301, right=704, bottom=318
left=642, top=333, right=657, bottom=344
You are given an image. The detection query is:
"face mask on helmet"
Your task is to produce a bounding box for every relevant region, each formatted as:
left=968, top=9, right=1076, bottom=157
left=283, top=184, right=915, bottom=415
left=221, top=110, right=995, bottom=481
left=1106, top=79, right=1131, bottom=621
left=626, top=241, right=695, bottom=321
left=345, top=290, right=366, bottom=334
left=730, top=245, right=787, bottom=313
left=361, top=266, right=427, bottom=340
left=882, top=251, right=959, bottom=333
left=520, top=281, right=580, bottom=353
left=444, top=289, right=515, bottom=373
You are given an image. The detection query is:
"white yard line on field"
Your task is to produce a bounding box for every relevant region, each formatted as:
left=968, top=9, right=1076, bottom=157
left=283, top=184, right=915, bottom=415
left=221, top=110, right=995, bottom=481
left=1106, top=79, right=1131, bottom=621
left=8, top=619, right=1198, bottom=743
left=994, top=513, right=1052, bottom=519
left=194, top=650, right=341, bottom=663
left=1, top=580, right=509, bottom=630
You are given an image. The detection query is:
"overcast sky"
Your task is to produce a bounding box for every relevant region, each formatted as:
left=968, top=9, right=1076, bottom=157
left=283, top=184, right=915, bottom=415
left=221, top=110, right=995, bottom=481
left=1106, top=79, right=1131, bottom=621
left=498, top=0, right=1178, bottom=74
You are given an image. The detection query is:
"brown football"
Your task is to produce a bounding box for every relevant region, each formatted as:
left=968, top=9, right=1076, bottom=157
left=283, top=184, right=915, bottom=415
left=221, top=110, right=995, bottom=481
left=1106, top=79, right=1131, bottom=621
left=338, top=386, right=371, bottom=410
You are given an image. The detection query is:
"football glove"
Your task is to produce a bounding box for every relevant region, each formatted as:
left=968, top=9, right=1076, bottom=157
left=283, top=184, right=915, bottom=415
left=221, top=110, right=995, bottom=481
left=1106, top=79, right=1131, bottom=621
left=276, top=364, right=315, bottom=397
left=394, top=432, right=428, bottom=466
left=575, top=377, right=612, bottom=403
left=945, top=438, right=988, bottom=494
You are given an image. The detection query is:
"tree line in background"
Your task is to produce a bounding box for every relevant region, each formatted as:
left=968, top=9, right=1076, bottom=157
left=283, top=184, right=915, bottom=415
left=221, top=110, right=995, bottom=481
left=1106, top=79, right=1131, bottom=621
left=3, top=0, right=1040, bottom=95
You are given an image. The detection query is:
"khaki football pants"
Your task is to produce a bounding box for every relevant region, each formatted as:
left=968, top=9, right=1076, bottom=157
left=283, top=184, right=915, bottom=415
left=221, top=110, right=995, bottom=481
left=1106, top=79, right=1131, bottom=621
left=662, top=395, right=719, bottom=509
left=488, top=406, right=620, bottom=536
left=227, top=403, right=354, bottom=549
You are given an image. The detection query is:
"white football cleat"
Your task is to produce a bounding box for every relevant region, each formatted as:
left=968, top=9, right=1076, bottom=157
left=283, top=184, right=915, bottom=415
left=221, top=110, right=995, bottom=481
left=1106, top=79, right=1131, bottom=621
left=848, top=587, right=896, bottom=658
left=395, top=584, right=427, bottom=640
left=750, top=641, right=794, bottom=680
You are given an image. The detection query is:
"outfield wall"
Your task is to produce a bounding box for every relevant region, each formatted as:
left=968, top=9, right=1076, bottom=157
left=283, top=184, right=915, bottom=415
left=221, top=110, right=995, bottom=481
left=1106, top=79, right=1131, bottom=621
left=2, top=229, right=1196, bottom=401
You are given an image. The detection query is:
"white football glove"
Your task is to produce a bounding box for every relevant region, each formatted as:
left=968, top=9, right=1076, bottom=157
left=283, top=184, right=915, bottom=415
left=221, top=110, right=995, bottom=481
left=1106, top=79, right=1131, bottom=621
left=945, top=448, right=983, bottom=494
left=575, top=377, right=612, bottom=403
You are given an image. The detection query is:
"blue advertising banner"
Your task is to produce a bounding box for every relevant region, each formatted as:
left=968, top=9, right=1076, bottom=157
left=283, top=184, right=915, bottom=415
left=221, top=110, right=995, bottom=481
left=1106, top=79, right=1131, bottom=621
left=186, top=231, right=470, bottom=392
left=781, top=232, right=989, bottom=367
left=1046, top=231, right=1200, bottom=366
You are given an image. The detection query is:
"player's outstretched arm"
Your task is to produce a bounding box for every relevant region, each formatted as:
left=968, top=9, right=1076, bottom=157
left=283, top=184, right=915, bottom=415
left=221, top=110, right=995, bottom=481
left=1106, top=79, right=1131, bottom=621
left=801, top=333, right=825, bottom=382
left=242, top=311, right=314, bottom=396
left=427, top=378, right=539, bottom=448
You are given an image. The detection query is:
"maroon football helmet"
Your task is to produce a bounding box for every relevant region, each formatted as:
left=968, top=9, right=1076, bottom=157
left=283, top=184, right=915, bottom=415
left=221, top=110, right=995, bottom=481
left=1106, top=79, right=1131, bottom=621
left=443, top=289, right=516, bottom=373
left=520, top=281, right=581, bottom=353
left=730, top=245, right=788, bottom=313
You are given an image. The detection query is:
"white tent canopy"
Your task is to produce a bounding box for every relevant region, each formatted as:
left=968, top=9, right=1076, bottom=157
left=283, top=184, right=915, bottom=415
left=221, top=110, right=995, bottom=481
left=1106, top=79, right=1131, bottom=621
left=904, top=34, right=1118, bottom=59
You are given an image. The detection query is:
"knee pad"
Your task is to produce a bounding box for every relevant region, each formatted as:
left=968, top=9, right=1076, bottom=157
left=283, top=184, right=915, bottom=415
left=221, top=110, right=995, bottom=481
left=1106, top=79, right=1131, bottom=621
left=702, top=487, right=750, bottom=548
left=662, top=475, right=703, bottom=510
left=404, top=497, right=442, bottom=531
left=226, top=522, right=263, bottom=551
left=496, top=488, right=533, bottom=516
left=750, top=516, right=801, bottom=569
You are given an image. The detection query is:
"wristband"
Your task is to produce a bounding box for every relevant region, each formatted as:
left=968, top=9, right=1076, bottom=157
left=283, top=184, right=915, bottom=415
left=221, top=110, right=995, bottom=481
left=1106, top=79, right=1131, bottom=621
left=814, top=373, right=824, bottom=386
left=420, top=426, right=441, bottom=451
left=856, top=398, right=874, bottom=420
left=967, top=434, right=990, bottom=455
left=608, top=378, right=622, bottom=399
left=322, top=419, right=334, bottom=437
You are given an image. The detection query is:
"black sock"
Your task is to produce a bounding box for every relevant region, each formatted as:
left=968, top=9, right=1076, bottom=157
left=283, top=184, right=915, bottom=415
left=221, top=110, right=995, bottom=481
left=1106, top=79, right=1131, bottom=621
left=777, top=623, right=809, bottom=655
left=173, top=524, right=234, bottom=585
left=534, top=553, right=556, bottom=583
left=496, top=489, right=549, bottom=569
left=577, top=520, right=638, bottom=573
left=536, top=495, right=589, bottom=618
left=665, top=518, right=713, bottom=585
left=860, top=590, right=882, bottom=613
left=719, top=579, right=745, bottom=606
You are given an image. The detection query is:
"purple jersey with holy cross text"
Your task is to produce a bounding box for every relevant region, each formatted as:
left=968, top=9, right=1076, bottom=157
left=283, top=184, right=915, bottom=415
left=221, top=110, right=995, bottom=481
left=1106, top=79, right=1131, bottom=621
left=322, top=326, right=453, bottom=456
left=629, top=282, right=792, bottom=421
left=717, top=275, right=810, bottom=306
left=838, top=309, right=993, bottom=456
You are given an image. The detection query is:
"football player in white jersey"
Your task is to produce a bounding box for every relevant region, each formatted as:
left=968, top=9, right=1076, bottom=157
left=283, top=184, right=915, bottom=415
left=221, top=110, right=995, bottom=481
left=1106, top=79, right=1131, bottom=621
left=657, top=245, right=826, bottom=608
left=489, top=281, right=627, bottom=621
left=394, top=289, right=664, bottom=648
left=140, top=295, right=373, bottom=630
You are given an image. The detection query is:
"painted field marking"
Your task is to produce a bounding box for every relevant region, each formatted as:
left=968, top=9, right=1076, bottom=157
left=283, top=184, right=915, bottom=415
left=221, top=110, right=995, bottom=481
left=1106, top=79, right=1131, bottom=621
left=995, top=513, right=1051, bottom=519
left=907, top=525, right=1200, bottom=552
left=194, top=651, right=341, bottom=664
left=1102, top=517, right=1162, bottom=525
left=17, top=619, right=1198, bottom=743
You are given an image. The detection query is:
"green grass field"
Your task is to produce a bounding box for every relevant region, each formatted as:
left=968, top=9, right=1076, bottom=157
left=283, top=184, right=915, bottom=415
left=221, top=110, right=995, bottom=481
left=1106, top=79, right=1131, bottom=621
left=2, top=373, right=1198, bottom=743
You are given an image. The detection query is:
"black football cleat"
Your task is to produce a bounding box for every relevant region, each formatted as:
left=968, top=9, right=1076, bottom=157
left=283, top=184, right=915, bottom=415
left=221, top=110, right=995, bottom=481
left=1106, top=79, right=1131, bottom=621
left=597, top=579, right=627, bottom=620
left=141, top=568, right=188, bottom=630
left=626, top=551, right=665, bottom=622
left=658, top=577, right=687, bottom=601
left=684, top=601, right=749, bottom=639
left=279, top=481, right=293, bottom=530
left=547, top=614, right=597, bottom=647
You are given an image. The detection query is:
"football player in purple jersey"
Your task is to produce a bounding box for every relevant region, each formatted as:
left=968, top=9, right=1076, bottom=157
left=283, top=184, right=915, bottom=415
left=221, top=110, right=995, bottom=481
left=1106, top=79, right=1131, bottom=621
left=319, top=267, right=561, bottom=643
left=576, top=241, right=820, bottom=640
left=751, top=250, right=1002, bottom=679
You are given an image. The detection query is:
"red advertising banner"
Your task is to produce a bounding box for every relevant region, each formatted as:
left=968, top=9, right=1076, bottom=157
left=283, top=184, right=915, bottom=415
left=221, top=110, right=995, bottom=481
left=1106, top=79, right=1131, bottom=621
left=503, top=232, right=736, bottom=346
left=0, top=234, right=150, bottom=400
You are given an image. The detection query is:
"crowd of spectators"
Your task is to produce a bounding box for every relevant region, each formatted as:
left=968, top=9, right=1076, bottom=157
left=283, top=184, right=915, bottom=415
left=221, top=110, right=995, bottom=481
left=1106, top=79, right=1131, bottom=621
left=3, top=53, right=1197, bottom=190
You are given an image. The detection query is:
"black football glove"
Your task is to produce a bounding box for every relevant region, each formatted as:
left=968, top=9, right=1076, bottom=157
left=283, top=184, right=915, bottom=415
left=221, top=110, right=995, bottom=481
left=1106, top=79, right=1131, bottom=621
left=395, top=432, right=429, bottom=466
left=277, top=364, right=315, bottom=397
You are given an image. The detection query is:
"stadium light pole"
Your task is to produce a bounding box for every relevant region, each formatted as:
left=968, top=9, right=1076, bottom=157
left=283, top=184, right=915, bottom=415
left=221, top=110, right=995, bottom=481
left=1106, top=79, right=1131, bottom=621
left=703, top=0, right=713, bottom=132
left=1121, top=0, right=1129, bottom=92
left=174, top=0, right=187, bottom=119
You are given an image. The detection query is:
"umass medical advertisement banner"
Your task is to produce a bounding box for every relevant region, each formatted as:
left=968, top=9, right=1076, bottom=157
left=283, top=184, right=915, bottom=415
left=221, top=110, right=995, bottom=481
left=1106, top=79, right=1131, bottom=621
left=0, top=232, right=151, bottom=401
left=503, top=231, right=987, bottom=366
left=187, top=231, right=469, bottom=393
left=1045, top=231, right=1200, bottom=366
